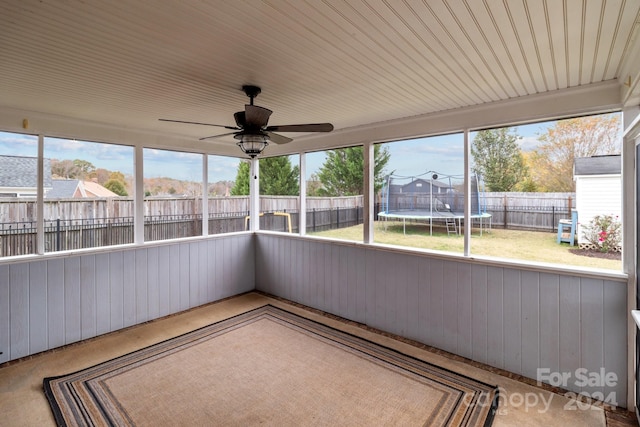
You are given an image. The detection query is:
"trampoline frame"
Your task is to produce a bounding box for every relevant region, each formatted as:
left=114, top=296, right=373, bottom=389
left=378, top=171, right=492, bottom=236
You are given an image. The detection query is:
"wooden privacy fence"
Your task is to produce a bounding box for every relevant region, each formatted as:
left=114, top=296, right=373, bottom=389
left=0, top=206, right=365, bottom=256
left=0, top=192, right=576, bottom=256
left=482, top=192, right=575, bottom=231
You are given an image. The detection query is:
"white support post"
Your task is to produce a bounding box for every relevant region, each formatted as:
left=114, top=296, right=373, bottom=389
left=249, top=157, right=260, bottom=232
left=299, top=153, right=306, bottom=236
left=463, top=129, right=471, bottom=256
left=363, top=142, right=374, bottom=244
left=134, top=145, right=145, bottom=244
left=36, top=134, right=44, bottom=254
left=202, top=154, right=208, bottom=236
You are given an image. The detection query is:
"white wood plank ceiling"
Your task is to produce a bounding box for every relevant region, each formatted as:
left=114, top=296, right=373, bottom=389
left=0, top=0, right=639, bottom=154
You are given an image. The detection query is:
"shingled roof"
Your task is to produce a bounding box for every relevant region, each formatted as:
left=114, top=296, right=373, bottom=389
left=574, top=155, right=621, bottom=176
left=0, top=155, right=52, bottom=188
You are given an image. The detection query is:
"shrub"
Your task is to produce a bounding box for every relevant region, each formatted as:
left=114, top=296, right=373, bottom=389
left=581, top=214, right=621, bottom=253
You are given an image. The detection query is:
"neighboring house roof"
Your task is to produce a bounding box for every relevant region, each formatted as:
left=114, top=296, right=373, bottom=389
left=46, top=179, right=118, bottom=198
left=574, top=155, right=621, bottom=176
left=0, top=155, right=53, bottom=188
left=83, top=180, right=118, bottom=197
left=46, top=180, right=80, bottom=198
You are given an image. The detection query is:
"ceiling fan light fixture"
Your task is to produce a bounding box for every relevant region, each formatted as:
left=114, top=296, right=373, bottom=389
left=235, top=133, right=268, bottom=158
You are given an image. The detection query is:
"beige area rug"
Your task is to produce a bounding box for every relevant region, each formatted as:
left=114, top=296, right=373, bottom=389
left=44, top=305, right=498, bottom=426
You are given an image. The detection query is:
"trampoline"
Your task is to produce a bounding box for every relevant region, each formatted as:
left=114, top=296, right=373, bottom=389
left=378, top=171, right=492, bottom=236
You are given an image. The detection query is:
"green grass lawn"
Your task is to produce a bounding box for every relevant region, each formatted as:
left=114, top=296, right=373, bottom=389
left=309, top=222, right=622, bottom=271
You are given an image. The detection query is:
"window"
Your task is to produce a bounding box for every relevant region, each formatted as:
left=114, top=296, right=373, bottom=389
left=469, top=113, right=622, bottom=270
left=0, top=131, right=39, bottom=257
left=259, top=155, right=299, bottom=233
left=305, top=148, right=366, bottom=242
left=374, top=134, right=465, bottom=255
left=143, top=148, right=202, bottom=241
left=43, top=137, right=134, bottom=252
left=207, top=154, right=246, bottom=234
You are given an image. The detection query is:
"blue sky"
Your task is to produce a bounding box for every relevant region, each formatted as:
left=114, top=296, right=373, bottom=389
left=0, top=121, right=551, bottom=183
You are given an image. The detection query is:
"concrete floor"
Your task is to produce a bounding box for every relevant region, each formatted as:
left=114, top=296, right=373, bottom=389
left=0, top=292, right=622, bottom=426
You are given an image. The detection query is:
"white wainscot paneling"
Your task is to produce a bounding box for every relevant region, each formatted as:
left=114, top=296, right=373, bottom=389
left=254, top=234, right=628, bottom=405
left=0, top=234, right=254, bottom=363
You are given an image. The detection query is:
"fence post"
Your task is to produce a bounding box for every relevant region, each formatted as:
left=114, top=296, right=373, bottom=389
left=552, top=206, right=555, bottom=232
left=567, top=196, right=572, bottom=215
left=336, top=207, right=340, bottom=229
left=56, top=218, right=61, bottom=251
left=313, top=208, right=316, bottom=232
left=503, top=195, right=508, bottom=229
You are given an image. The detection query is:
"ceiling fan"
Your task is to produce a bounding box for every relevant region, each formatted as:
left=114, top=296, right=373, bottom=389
left=159, top=85, right=334, bottom=157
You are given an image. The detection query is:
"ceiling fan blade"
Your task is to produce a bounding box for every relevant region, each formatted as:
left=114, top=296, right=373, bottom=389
left=266, top=131, right=293, bottom=145
left=159, top=118, right=238, bottom=130
left=199, top=131, right=238, bottom=141
left=265, top=123, right=334, bottom=133
left=245, top=105, right=272, bottom=128
left=234, top=111, right=245, bottom=128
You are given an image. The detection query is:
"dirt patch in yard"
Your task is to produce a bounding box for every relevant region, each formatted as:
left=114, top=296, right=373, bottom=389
left=568, top=248, right=621, bottom=260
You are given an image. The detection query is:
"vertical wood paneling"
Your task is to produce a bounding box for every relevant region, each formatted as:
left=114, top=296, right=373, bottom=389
left=457, top=263, right=473, bottom=359
left=9, top=263, right=29, bottom=359
left=80, top=255, right=96, bottom=340
left=442, top=261, right=458, bottom=354
left=122, top=250, right=136, bottom=328
left=322, top=242, right=333, bottom=313
left=189, top=241, right=200, bottom=305
left=580, top=278, right=605, bottom=396
left=405, top=255, right=421, bottom=341
left=471, top=264, right=488, bottom=364
left=0, top=264, right=9, bottom=363
left=168, top=244, right=182, bottom=311
left=178, top=244, right=190, bottom=310
left=147, top=247, right=160, bottom=320
left=220, top=239, right=231, bottom=300
left=371, top=250, right=387, bottom=331
left=429, top=259, right=444, bottom=350
left=559, top=276, right=581, bottom=381
left=28, top=261, right=48, bottom=354
left=486, top=267, right=504, bottom=368
left=157, top=246, right=171, bottom=317
left=109, top=252, right=124, bottom=331
left=394, top=252, right=409, bottom=337
left=205, top=240, right=217, bottom=302
left=2, top=233, right=628, bottom=404
left=198, top=241, right=208, bottom=303
left=215, top=240, right=226, bottom=299
left=252, top=235, right=627, bottom=402
left=502, top=268, right=522, bottom=374
left=64, top=257, right=81, bottom=345
left=539, top=273, right=560, bottom=380
left=46, top=259, right=65, bottom=349
left=416, top=255, right=430, bottom=345
left=521, top=271, right=540, bottom=379
left=135, top=248, right=148, bottom=323
left=95, top=254, right=110, bottom=335
left=603, top=279, right=627, bottom=406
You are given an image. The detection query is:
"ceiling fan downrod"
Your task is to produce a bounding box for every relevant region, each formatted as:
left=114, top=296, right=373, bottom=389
left=242, top=85, right=261, bottom=106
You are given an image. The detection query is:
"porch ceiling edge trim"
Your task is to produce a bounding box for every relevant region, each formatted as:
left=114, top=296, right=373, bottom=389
left=0, top=107, right=242, bottom=158
left=266, top=80, right=622, bottom=157
left=0, top=80, right=621, bottom=158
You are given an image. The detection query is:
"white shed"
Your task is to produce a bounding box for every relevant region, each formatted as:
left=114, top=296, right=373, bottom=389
left=573, top=155, right=621, bottom=247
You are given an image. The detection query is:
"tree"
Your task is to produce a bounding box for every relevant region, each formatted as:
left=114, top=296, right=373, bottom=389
left=50, top=158, right=96, bottom=179
left=530, top=114, right=621, bottom=192
left=314, top=145, right=390, bottom=196
left=230, top=157, right=300, bottom=196
left=259, top=156, right=299, bottom=195
left=471, top=128, right=528, bottom=192
left=103, top=179, right=128, bottom=196
left=230, top=162, right=251, bottom=195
